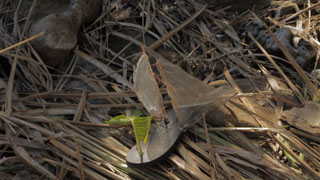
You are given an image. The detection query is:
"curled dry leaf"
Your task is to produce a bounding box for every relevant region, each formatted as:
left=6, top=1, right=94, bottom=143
left=158, top=59, right=236, bottom=109
left=133, top=54, right=164, bottom=117
left=284, top=101, right=320, bottom=135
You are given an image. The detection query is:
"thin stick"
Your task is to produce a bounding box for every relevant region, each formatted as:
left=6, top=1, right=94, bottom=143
left=248, top=32, right=305, bottom=103
left=0, top=32, right=44, bottom=54
left=253, top=13, right=320, bottom=99
left=149, top=4, right=208, bottom=50
left=156, top=61, right=183, bottom=128
left=277, top=2, right=320, bottom=26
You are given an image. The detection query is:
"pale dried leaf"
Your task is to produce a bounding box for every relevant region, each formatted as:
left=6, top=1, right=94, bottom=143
left=158, top=59, right=235, bottom=108
left=133, top=54, right=164, bottom=117
left=284, top=101, right=320, bottom=135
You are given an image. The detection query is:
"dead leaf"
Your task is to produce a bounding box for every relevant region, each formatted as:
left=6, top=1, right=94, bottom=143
left=133, top=54, right=164, bottom=117
left=284, top=101, right=320, bottom=135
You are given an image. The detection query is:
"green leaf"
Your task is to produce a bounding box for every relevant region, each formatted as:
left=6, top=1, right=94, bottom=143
left=130, top=109, right=143, bottom=117
left=104, top=115, right=133, bottom=125
left=131, top=116, right=152, bottom=156
left=105, top=109, right=143, bottom=125
left=132, top=116, right=152, bottom=143
left=279, top=136, right=297, bottom=165
left=299, top=152, right=304, bottom=160
left=105, top=113, right=152, bottom=156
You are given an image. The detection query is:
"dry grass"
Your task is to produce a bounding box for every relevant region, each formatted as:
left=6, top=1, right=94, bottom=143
left=0, top=0, right=319, bottom=179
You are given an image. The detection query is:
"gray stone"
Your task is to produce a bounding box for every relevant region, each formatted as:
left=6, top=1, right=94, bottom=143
left=311, top=69, right=320, bottom=81
left=27, top=0, right=102, bottom=67
left=255, top=27, right=316, bottom=67
left=296, top=43, right=316, bottom=67
left=263, top=28, right=298, bottom=57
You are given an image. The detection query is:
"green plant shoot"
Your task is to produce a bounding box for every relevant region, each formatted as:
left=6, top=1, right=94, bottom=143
left=104, top=109, right=152, bottom=156
left=131, top=116, right=152, bottom=156
left=104, top=115, right=133, bottom=125
left=104, top=109, right=143, bottom=125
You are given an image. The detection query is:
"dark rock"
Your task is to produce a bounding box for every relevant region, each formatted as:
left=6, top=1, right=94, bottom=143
left=78, top=0, right=103, bottom=23
left=296, top=42, right=316, bottom=66
left=263, top=28, right=298, bottom=57
left=256, top=30, right=270, bottom=44
left=251, top=27, right=316, bottom=67
left=311, top=69, right=320, bottom=81
left=29, top=10, right=81, bottom=67
left=27, top=0, right=102, bottom=67
left=249, top=20, right=264, bottom=37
